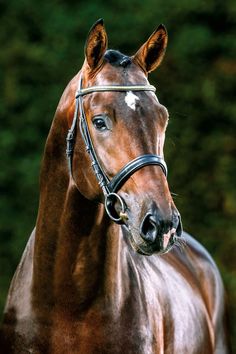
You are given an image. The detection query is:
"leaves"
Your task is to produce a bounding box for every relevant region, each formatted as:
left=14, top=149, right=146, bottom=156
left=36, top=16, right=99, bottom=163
left=0, top=0, right=235, bottom=348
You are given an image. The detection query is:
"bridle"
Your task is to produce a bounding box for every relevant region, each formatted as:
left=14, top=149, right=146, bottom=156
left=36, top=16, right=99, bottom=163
left=66, top=75, right=168, bottom=224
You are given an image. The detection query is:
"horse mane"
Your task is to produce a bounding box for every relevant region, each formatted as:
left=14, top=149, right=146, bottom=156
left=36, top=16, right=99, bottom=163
left=104, top=49, right=131, bottom=68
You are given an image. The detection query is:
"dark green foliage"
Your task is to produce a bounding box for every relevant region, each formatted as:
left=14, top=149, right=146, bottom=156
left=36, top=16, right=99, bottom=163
left=0, top=0, right=235, bottom=349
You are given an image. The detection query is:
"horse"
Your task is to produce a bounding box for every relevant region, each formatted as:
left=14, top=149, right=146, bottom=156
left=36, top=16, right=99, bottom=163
left=1, top=19, right=229, bottom=353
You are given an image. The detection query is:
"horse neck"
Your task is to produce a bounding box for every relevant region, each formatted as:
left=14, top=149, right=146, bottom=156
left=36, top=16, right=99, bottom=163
left=32, top=111, right=127, bottom=315
left=52, top=186, right=128, bottom=312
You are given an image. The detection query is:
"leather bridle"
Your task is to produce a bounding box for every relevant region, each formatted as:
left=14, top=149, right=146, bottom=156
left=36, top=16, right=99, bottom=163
left=66, top=76, right=168, bottom=223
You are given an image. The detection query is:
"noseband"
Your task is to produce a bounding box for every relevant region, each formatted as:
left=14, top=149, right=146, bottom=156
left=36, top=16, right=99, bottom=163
left=66, top=76, right=168, bottom=223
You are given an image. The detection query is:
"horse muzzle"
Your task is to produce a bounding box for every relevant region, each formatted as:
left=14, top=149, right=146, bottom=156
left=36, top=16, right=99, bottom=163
left=105, top=192, right=182, bottom=255
left=138, top=209, right=183, bottom=254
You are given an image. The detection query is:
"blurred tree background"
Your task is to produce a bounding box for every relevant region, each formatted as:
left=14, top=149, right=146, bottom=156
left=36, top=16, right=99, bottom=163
left=0, top=0, right=235, bottom=350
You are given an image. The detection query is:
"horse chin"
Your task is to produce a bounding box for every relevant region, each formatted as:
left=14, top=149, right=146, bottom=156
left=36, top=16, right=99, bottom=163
left=126, top=225, right=175, bottom=256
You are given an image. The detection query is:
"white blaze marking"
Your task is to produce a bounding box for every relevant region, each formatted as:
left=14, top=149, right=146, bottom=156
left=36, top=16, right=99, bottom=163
left=125, top=91, right=140, bottom=111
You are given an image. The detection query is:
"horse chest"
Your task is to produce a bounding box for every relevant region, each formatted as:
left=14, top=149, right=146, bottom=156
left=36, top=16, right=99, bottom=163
left=50, top=307, right=212, bottom=354
left=50, top=270, right=213, bottom=354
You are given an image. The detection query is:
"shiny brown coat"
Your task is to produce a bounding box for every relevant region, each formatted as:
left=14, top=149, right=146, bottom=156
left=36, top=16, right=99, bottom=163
left=1, top=20, right=229, bottom=354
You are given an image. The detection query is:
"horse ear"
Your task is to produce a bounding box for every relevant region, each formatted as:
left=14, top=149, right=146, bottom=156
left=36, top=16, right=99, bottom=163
left=133, top=24, right=168, bottom=73
left=85, top=19, right=108, bottom=71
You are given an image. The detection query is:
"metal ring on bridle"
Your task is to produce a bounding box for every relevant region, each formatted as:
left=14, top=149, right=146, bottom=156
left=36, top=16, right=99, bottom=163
left=105, top=193, right=126, bottom=224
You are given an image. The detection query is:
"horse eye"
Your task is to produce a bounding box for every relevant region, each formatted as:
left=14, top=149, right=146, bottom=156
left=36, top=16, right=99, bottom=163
left=92, top=117, right=108, bottom=131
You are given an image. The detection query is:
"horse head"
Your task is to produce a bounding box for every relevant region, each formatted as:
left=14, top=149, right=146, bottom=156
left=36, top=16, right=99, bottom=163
left=66, top=19, right=182, bottom=256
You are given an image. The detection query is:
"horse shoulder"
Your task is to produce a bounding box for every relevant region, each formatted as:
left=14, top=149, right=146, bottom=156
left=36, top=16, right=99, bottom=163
left=1, top=228, right=36, bottom=351
left=183, top=232, right=229, bottom=353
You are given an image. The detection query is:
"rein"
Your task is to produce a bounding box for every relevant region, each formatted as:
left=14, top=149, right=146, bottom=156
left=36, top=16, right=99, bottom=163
left=66, top=76, right=168, bottom=223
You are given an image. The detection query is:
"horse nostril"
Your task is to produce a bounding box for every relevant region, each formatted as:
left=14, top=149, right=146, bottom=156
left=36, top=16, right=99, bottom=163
left=140, top=213, right=158, bottom=243
left=140, top=209, right=182, bottom=246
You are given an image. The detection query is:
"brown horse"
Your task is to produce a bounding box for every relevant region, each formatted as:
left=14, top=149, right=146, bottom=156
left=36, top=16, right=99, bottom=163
left=1, top=20, right=229, bottom=353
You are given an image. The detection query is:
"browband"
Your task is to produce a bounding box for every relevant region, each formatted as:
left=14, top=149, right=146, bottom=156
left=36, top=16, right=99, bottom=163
left=76, top=84, right=156, bottom=98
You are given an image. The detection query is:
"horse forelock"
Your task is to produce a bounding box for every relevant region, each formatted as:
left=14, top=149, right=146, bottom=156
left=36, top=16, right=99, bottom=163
left=104, top=49, right=132, bottom=68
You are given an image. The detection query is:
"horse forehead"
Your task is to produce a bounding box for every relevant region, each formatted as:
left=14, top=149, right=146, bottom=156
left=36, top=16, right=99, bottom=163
left=87, top=65, right=167, bottom=117
left=94, top=62, right=148, bottom=85
left=89, top=91, right=159, bottom=117
left=88, top=91, right=168, bottom=126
